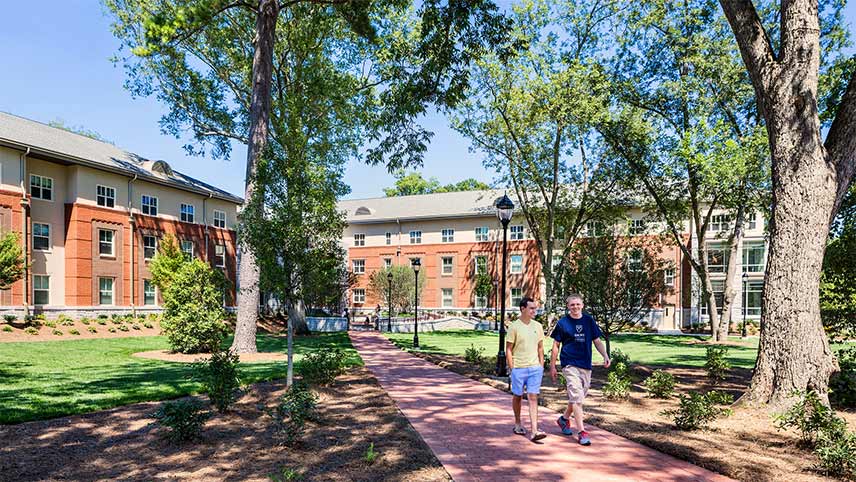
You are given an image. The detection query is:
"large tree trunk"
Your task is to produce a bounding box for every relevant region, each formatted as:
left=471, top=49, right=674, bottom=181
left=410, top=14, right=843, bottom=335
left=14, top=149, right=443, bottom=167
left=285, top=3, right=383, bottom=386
left=718, top=205, right=746, bottom=341
left=231, top=0, right=280, bottom=354
left=286, top=299, right=305, bottom=387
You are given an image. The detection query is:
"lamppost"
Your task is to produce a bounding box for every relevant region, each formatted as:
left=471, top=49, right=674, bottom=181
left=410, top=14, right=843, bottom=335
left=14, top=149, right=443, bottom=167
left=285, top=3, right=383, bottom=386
left=387, top=271, right=394, bottom=332
left=411, top=258, right=421, bottom=348
left=493, top=279, right=499, bottom=330
left=495, top=193, right=514, bottom=377
left=741, top=272, right=749, bottom=338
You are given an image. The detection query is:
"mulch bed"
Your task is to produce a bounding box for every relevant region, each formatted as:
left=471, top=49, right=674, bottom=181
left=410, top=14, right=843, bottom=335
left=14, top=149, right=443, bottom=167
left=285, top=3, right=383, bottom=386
left=0, top=367, right=450, bottom=482
left=410, top=350, right=856, bottom=482
left=0, top=320, right=161, bottom=342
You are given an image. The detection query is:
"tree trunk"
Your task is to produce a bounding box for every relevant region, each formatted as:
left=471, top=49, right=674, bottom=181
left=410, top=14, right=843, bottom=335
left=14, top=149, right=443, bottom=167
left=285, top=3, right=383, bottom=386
left=231, top=0, right=280, bottom=354
left=287, top=299, right=305, bottom=387
left=718, top=205, right=746, bottom=340
left=695, top=240, right=722, bottom=341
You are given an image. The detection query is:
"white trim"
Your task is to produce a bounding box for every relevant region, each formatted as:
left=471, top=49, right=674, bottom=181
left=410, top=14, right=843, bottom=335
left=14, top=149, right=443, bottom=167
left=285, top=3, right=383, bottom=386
left=180, top=203, right=195, bottom=223
left=141, top=194, right=158, bottom=216
left=29, top=174, right=54, bottom=202
left=96, top=184, right=116, bottom=208
left=98, top=229, right=115, bottom=257
left=32, top=222, right=51, bottom=252
left=98, top=277, right=115, bottom=306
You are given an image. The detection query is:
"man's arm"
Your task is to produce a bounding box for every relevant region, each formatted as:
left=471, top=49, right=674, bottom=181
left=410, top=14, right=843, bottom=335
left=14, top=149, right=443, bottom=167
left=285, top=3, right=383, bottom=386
left=506, top=341, right=515, bottom=371
left=549, top=339, right=560, bottom=382
left=537, top=339, right=544, bottom=368
left=593, top=338, right=611, bottom=368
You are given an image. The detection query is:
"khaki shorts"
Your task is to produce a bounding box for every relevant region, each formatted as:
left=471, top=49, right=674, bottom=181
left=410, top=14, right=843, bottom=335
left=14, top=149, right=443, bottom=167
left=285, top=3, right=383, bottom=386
left=562, top=365, right=592, bottom=404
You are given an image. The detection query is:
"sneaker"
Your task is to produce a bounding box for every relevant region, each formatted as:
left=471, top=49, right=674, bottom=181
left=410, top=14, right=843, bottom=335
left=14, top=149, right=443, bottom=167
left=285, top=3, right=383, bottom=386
left=556, top=416, right=574, bottom=436
left=578, top=430, right=591, bottom=446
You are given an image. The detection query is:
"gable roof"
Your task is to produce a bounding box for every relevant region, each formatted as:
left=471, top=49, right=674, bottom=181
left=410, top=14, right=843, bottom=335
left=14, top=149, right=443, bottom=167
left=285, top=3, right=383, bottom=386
left=339, top=190, right=514, bottom=224
left=0, top=111, right=242, bottom=204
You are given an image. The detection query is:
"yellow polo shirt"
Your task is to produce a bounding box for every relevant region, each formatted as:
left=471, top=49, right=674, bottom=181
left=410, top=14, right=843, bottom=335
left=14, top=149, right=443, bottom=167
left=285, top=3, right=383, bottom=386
left=506, top=319, right=544, bottom=368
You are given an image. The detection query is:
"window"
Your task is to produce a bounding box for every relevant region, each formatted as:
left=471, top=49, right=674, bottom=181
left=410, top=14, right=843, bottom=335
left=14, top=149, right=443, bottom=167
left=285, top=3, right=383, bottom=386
left=585, top=221, right=605, bottom=237
left=353, top=289, right=365, bottom=304
left=627, top=249, right=643, bottom=272
left=215, top=244, right=226, bottom=267
left=409, top=230, right=422, bottom=244
left=33, top=275, right=49, bottom=305
left=707, top=245, right=729, bottom=273
left=628, top=219, right=646, bottom=235
left=510, top=225, right=524, bottom=240
left=383, top=258, right=392, bottom=268
left=664, top=268, right=676, bottom=287
left=442, top=288, right=454, bottom=307
left=442, top=256, right=453, bottom=275
left=742, top=242, right=765, bottom=273
left=510, top=288, right=522, bottom=307
left=99, top=229, right=114, bottom=256
left=213, top=210, right=226, bottom=228
left=181, top=240, right=194, bottom=259
left=96, top=185, right=115, bottom=208
left=180, top=203, right=195, bottom=223
left=710, top=214, right=732, bottom=232
left=442, top=228, right=454, bottom=243
left=475, top=226, right=489, bottom=242
left=474, top=255, right=487, bottom=275
left=385, top=232, right=392, bottom=245
left=99, top=277, right=114, bottom=305
left=746, top=212, right=757, bottom=230
left=30, top=175, right=53, bottom=201
left=353, top=233, right=365, bottom=247
left=475, top=294, right=488, bottom=308
left=141, top=195, right=158, bottom=216
left=744, top=280, right=763, bottom=316
left=700, top=280, right=725, bottom=315
left=143, top=235, right=157, bottom=260
left=144, top=279, right=157, bottom=305
left=510, top=254, right=523, bottom=274
left=551, top=255, right=562, bottom=271
left=32, top=223, right=50, bottom=251
left=352, top=259, right=365, bottom=274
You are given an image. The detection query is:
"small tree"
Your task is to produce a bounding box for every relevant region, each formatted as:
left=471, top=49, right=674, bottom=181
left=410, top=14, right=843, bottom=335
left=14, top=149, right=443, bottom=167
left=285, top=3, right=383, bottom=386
left=0, top=232, right=25, bottom=289
left=149, top=234, right=186, bottom=294
left=367, top=265, right=426, bottom=314
left=161, top=259, right=228, bottom=354
left=558, top=223, right=669, bottom=354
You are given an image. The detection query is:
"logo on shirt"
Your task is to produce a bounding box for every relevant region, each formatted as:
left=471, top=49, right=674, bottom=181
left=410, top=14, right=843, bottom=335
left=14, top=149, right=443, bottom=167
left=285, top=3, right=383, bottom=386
left=574, top=323, right=585, bottom=343
left=575, top=324, right=583, bottom=333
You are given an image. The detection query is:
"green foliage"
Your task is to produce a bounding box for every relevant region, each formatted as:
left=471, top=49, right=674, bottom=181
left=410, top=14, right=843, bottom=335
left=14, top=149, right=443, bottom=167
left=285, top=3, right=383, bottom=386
left=69, top=329, right=81, bottom=336
left=87, top=326, right=98, bottom=333
left=193, top=350, right=241, bottom=413
left=143, top=321, right=154, bottom=329
left=704, top=346, right=730, bottom=383
left=51, top=329, right=63, bottom=336
left=79, top=317, right=91, bottom=325
left=269, top=467, right=303, bottom=482
left=602, top=362, right=631, bottom=400
left=149, top=234, right=187, bottom=294
left=815, top=426, right=856, bottom=480
left=300, top=349, right=346, bottom=386
left=367, top=265, right=427, bottom=313
left=24, top=327, right=38, bottom=335
left=108, top=327, right=117, bottom=333
left=1, top=325, right=11, bottom=332
left=706, top=390, right=735, bottom=406
left=132, top=324, right=141, bottom=330
left=831, top=347, right=856, bottom=408
left=464, top=344, right=485, bottom=364
left=383, top=170, right=489, bottom=196
left=643, top=370, right=675, bottom=398
left=3, top=314, right=16, bottom=323
left=270, top=382, right=317, bottom=446
left=775, top=390, right=848, bottom=445
left=364, top=442, right=378, bottom=464
left=822, top=185, right=856, bottom=342
left=43, top=320, right=56, bottom=328
left=662, top=391, right=730, bottom=430
left=161, top=259, right=228, bottom=354
left=609, top=348, right=631, bottom=371
left=97, top=319, right=107, bottom=325
left=0, top=232, right=26, bottom=290
left=152, top=399, right=210, bottom=443
left=118, top=325, right=130, bottom=332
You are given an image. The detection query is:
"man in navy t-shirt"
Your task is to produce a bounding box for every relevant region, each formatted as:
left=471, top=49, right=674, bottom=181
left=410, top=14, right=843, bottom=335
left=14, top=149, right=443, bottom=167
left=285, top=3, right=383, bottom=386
left=549, top=293, right=610, bottom=446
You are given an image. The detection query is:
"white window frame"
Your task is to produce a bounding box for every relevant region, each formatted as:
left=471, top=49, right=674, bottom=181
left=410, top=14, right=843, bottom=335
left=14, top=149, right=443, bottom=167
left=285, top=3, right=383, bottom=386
left=215, top=244, right=226, bottom=268
left=99, top=229, right=115, bottom=257
left=510, top=225, right=524, bottom=240
left=409, top=230, right=422, bottom=244
left=143, top=235, right=157, bottom=260
left=181, top=239, right=194, bottom=259
left=585, top=221, right=605, bottom=237
left=353, top=289, right=366, bottom=304
left=442, top=288, right=454, bottom=307
left=510, top=288, right=523, bottom=307
left=746, top=212, right=757, bottom=230
left=442, top=256, right=453, bottom=275
left=628, top=219, right=646, bottom=235
left=710, top=214, right=732, bottom=232
left=383, top=258, right=392, bottom=268
left=143, top=279, right=157, bottom=306
left=141, top=195, right=158, bottom=216
left=180, top=203, right=195, bottom=223
left=442, top=228, right=455, bottom=243
left=213, top=210, right=226, bottom=229
left=96, top=185, right=116, bottom=208
left=99, top=277, right=114, bottom=305
left=745, top=280, right=763, bottom=316
left=510, top=254, right=523, bottom=274
left=33, top=275, right=49, bottom=305
left=664, top=268, right=676, bottom=287
left=474, top=255, right=487, bottom=275
left=385, top=232, right=392, bottom=245
left=475, top=294, right=488, bottom=309
left=707, top=245, right=728, bottom=273
left=742, top=242, right=765, bottom=273
left=354, top=233, right=365, bottom=247
left=627, top=249, right=643, bottom=272
left=30, top=174, right=53, bottom=201
left=475, top=226, right=489, bottom=242
left=32, top=222, right=50, bottom=251
left=352, top=258, right=365, bottom=274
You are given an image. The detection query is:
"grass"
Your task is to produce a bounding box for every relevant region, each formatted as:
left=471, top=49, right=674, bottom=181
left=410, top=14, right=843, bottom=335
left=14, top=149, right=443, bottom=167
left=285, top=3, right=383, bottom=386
left=0, top=332, right=360, bottom=424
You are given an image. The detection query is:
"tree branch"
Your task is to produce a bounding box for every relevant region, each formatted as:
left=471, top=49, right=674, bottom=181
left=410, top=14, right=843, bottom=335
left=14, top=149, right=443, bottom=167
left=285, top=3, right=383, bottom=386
left=824, top=69, right=856, bottom=216
left=718, top=0, right=777, bottom=93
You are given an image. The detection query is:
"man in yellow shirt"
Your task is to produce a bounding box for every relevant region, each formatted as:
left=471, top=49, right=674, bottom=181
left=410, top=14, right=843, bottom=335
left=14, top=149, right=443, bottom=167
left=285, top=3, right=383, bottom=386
left=506, top=296, right=546, bottom=442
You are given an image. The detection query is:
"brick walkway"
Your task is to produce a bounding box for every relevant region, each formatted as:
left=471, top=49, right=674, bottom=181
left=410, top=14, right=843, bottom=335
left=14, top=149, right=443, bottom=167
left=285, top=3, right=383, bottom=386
left=349, top=331, right=734, bottom=482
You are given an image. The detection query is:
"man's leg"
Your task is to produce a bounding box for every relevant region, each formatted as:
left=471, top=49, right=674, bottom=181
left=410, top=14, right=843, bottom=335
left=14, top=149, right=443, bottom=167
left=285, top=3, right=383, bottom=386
left=571, top=402, right=585, bottom=433
left=527, top=394, right=539, bottom=434
left=513, top=394, right=523, bottom=427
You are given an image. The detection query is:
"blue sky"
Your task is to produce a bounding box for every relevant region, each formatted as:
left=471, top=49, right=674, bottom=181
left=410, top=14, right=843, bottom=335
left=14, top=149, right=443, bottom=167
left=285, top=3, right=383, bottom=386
left=0, top=1, right=853, bottom=200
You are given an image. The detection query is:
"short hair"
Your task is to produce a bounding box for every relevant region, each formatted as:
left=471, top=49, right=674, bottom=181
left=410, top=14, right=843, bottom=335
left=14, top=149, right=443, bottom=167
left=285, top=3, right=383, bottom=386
left=519, top=296, right=536, bottom=310
left=566, top=293, right=583, bottom=303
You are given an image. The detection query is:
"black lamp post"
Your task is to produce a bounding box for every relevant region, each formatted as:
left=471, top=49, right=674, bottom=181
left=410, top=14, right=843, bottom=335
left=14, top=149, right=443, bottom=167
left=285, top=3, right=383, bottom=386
left=411, top=258, right=421, bottom=348
left=387, top=271, right=394, bottom=332
left=741, top=271, right=749, bottom=338
left=493, top=279, right=499, bottom=330
left=495, top=193, right=514, bottom=377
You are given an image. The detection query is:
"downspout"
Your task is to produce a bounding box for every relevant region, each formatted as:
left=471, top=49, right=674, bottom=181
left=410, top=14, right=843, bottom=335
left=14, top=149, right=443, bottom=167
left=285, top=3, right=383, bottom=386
left=203, top=193, right=212, bottom=263
left=19, top=148, right=30, bottom=315
left=128, top=175, right=137, bottom=318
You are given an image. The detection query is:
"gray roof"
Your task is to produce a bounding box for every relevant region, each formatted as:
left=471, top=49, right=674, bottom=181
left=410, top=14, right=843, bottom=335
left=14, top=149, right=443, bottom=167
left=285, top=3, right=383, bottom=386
left=0, top=112, right=242, bottom=204
left=339, top=190, right=515, bottom=223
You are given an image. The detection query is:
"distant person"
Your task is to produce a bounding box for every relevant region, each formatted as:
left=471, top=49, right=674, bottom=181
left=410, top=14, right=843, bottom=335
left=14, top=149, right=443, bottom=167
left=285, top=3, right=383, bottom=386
left=506, top=296, right=546, bottom=442
left=550, top=293, right=610, bottom=446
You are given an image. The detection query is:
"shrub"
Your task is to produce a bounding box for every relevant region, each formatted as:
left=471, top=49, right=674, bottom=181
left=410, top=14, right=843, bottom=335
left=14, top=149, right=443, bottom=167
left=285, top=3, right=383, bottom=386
left=132, top=324, right=141, bottom=330
left=610, top=348, right=631, bottom=371
left=143, top=321, right=154, bottom=329
left=270, top=382, right=317, bottom=445
left=111, top=318, right=124, bottom=325
left=69, top=329, right=81, bottom=335
left=34, top=313, right=46, bottom=321
left=44, top=320, right=57, bottom=328
left=97, top=314, right=108, bottom=320
left=52, top=329, right=63, bottom=336
left=269, top=467, right=303, bottom=482
left=644, top=370, right=675, bottom=398
left=705, top=345, right=730, bottom=383
left=3, top=314, right=16, bottom=323
left=464, top=344, right=485, bottom=364
left=111, top=313, right=121, bottom=320
left=152, top=399, right=209, bottom=443
left=108, top=327, right=117, bottom=333
left=79, top=317, right=91, bottom=325
left=87, top=326, right=98, bottom=333
left=193, top=350, right=241, bottom=413
left=478, top=355, right=498, bottom=374
left=300, top=349, right=346, bottom=386
left=602, top=362, right=631, bottom=400
left=663, top=391, right=729, bottom=430
left=118, top=325, right=130, bottom=332
left=364, top=442, right=377, bottom=465
left=97, top=319, right=107, bottom=325
left=24, top=327, right=38, bottom=335
left=1, top=325, right=12, bottom=332
left=160, top=259, right=228, bottom=354
left=831, top=347, right=856, bottom=408
left=706, top=390, right=734, bottom=405
left=57, top=314, right=74, bottom=326
left=774, top=390, right=847, bottom=445
left=815, top=425, right=856, bottom=480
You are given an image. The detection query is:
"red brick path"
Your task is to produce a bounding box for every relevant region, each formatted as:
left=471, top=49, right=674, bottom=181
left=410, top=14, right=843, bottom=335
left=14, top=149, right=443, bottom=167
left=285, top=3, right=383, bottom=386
left=349, top=331, right=735, bottom=482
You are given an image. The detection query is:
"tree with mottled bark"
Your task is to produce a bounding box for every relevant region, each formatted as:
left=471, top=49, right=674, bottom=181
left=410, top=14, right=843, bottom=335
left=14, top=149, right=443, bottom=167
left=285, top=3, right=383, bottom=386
left=717, top=0, right=856, bottom=407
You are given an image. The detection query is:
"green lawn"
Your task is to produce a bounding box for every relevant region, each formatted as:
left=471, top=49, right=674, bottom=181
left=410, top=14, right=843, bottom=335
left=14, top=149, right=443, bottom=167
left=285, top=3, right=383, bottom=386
left=0, top=333, right=360, bottom=424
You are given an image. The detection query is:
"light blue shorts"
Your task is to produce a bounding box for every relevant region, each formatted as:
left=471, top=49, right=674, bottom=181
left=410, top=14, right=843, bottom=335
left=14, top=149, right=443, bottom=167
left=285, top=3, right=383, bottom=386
left=510, top=366, right=543, bottom=396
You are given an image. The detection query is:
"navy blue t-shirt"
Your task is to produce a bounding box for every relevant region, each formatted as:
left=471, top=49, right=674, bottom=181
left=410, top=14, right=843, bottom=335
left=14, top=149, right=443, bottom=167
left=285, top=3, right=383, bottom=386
left=550, top=313, right=603, bottom=370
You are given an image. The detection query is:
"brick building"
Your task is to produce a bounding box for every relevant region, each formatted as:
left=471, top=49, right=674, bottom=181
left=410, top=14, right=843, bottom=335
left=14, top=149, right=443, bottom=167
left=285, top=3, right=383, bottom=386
left=0, top=112, right=241, bottom=316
